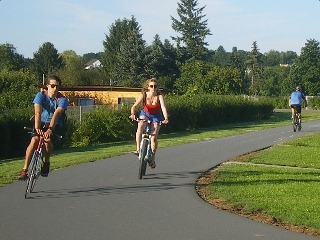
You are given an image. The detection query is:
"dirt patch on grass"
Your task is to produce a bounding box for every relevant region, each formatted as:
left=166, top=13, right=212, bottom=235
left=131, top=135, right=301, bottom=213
left=195, top=152, right=320, bottom=238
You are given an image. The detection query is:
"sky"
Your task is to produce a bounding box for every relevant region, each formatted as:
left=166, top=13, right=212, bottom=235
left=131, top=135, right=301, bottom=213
left=1, top=0, right=320, bottom=59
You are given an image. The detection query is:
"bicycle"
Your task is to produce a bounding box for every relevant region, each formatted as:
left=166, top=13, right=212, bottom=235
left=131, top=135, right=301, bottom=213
left=24, top=127, right=45, bottom=198
left=292, top=106, right=301, bottom=132
left=23, top=127, right=61, bottom=198
left=135, top=118, right=162, bottom=179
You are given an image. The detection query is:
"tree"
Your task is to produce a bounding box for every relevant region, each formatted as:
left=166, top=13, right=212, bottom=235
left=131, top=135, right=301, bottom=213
left=264, top=50, right=298, bottom=67
left=171, top=0, right=212, bottom=62
left=31, top=42, right=64, bottom=83
left=211, top=45, right=231, bottom=67
left=230, top=48, right=249, bottom=94
left=0, top=43, right=25, bottom=71
left=56, top=50, right=86, bottom=85
left=0, top=70, right=37, bottom=111
left=102, top=16, right=146, bottom=87
left=174, top=60, right=242, bottom=95
left=83, top=52, right=103, bottom=63
left=260, top=66, right=290, bottom=96
left=289, top=39, right=320, bottom=95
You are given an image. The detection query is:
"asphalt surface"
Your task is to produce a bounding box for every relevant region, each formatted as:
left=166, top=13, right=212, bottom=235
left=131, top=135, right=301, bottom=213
left=1, top=121, right=320, bottom=240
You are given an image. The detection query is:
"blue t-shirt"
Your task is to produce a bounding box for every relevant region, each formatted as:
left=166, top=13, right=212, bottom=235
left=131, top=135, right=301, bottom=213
left=33, top=92, right=68, bottom=126
left=290, top=91, right=305, bottom=105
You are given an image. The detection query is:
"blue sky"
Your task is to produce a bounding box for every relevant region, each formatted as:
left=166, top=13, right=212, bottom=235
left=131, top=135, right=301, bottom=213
left=1, top=0, right=319, bottom=58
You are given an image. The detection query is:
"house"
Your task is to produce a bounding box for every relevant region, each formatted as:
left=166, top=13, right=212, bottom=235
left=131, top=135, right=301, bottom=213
left=84, top=59, right=102, bottom=69
left=59, top=85, right=142, bottom=107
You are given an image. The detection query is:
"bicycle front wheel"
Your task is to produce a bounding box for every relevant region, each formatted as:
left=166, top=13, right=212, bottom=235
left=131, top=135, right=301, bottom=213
left=25, top=153, right=40, bottom=198
left=138, top=139, right=148, bottom=179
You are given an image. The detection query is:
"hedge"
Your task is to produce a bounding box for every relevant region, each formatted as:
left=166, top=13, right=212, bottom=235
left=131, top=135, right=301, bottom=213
left=0, top=94, right=274, bottom=160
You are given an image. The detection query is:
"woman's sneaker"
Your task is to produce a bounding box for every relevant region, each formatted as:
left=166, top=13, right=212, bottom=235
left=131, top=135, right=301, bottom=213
left=148, top=154, right=156, bottom=169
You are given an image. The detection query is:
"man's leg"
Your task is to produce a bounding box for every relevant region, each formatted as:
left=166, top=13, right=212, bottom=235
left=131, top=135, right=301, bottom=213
left=41, top=140, right=52, bottom=176
left=19, top=136, right=39, bottom=180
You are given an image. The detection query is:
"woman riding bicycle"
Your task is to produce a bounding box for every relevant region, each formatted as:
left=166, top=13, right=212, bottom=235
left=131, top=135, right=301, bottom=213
left=129, top=78, right=169, bottom=169
left=18, top=75, right=68, bottom=180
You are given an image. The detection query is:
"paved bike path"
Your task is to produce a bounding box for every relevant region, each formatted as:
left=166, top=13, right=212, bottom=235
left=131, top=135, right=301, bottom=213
left=1, top=121, right=320, bottom=240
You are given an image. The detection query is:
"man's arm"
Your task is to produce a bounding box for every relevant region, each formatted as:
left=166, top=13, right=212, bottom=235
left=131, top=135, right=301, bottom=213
left=34, top=104, right=42, bottom=135
left=49, top=107, right=64, bottom=129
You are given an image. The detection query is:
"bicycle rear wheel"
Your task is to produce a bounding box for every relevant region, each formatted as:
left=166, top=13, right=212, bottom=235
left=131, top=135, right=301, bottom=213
left=138, top=139, right=148, bottom=179
left=292, top=115, right=297, bottom=132
left=298, top=118, right=302, bottom=131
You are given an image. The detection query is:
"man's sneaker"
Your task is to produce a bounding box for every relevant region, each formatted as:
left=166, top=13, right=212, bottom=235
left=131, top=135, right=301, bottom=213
left=41, top=162, right=50, bottom=177
left=18, top=169, right=28, bottom=181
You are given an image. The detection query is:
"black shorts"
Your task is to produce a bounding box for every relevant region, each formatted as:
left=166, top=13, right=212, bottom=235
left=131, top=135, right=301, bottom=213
left=290, top=104, right=302, bottom=114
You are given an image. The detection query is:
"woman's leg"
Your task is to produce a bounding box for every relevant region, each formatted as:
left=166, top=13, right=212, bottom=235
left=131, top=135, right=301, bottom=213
left=150, top=123, right=160, bottom=154
left=136, top=119, right=147, bottom=152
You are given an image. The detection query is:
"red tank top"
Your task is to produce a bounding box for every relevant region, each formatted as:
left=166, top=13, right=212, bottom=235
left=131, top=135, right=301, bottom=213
left=143, top=95, right=161, bottom=115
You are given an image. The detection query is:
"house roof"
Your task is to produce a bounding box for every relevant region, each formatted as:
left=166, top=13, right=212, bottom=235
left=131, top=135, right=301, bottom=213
left=85, top=59, right=100, bottom=66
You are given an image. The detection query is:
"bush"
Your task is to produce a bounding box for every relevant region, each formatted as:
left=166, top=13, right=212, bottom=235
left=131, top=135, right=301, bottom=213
left=308, top=97, right=320, bottom=110
left=0, top=108, right=33, bottom=160
left=70, top=106, right=133, bottom=147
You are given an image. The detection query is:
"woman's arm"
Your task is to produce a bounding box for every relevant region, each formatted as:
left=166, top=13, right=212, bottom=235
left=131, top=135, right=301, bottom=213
left=159, top=95, right=169, bottom=124
left=130, top=93, right=144, bottom=120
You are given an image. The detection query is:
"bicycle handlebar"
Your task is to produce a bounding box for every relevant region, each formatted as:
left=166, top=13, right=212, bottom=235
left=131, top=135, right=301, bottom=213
left=24, top=126, right=62, bottom=139
left=132, top=117, right=164, bottom=125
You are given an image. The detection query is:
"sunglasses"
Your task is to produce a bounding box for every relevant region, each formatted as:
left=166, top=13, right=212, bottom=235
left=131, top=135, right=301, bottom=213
left=49, top=84, right=59, bottom=88
left=149, top=84, right=157, bottom=88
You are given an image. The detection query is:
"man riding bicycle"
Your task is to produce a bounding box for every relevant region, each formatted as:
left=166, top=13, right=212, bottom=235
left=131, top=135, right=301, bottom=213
left=289, top=86, right=307, bottom=122
left=18, top=75, right=68, bottom=180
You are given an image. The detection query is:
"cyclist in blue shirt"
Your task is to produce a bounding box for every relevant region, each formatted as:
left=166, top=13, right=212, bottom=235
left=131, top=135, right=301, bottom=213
left=19, top=75, right=68, bottom=180
left=289, top=86, right=307, bottom=120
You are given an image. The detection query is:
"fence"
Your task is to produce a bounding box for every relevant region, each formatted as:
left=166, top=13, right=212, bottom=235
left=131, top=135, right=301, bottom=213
left=66, top=103, right=131, bottom=123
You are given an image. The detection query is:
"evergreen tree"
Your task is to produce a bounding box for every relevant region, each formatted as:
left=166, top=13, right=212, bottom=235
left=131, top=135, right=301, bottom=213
left=247, top=41, right=263, bottom=95
left=115, top=24, right=146, bottom=87
left=31, top=42, right=64, bottom=83
left=171, top=0, right=211, bottom=62
left=145, top=35, right=178, bottom=80
left=102, top=16, right=146, bottom=87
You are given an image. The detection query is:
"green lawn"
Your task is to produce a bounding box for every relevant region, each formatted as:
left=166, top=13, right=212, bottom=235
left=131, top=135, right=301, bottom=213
left=202, top=127, right=320, bottom=234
